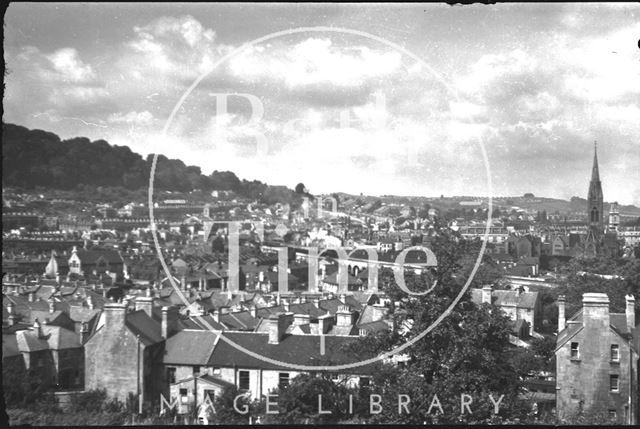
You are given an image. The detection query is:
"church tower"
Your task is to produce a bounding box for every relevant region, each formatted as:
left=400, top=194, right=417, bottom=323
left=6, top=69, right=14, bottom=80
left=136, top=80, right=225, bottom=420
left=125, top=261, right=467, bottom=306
left=587, top=142, right=604, bottom=233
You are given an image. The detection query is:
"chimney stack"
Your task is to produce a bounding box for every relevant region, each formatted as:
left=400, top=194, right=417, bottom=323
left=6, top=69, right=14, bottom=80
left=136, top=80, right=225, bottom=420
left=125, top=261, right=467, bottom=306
left=318, top=313, right=333, bottom=334
left=293, top=314, right=310, bottom=327
left=103, top=302, right=128, bottom=332
left=161, top=306, right=179, bottom=339
left=48, top=299, right=55, bottom=313
left=87, top=295, right=94, bottom=310
left=135, top=295, right=154, bottom=318
left=626, top=294, right=636, bottom=333
left=268, top=312, right=293, bottom=344
left=339, top=294, right=346, bottom=304
left=558, top=295, right=566, bottom=332
left=33, top=318, right=44, bottom=338
left=282, top=299, right=290, bottom=312
left=249, top=305, right=257, bottom=319
left=481, top=285, right=492, bottom=305
left=582, top=293, right=610, bottom=331
left=213, top=309, right=220, bottom=323
left=28, top=292, right=35, bottom=303
left=7, top=302, right=16, bottom=326
left=336, top=305, right=354, bottom=327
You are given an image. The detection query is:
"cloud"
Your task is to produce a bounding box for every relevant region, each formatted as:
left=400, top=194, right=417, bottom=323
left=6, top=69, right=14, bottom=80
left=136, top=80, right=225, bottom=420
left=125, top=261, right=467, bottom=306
left=3, top=10, right=638, bottom=204
left=107, top=111, right=155, bottom=126
left=228, top=37, right=402, bottom=89
left=45, top=48, right=96, bottom=83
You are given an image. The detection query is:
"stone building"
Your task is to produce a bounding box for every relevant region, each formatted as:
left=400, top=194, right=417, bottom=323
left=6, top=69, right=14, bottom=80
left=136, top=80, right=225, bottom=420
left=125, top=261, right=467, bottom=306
left=471, top=285, right=541, bottom=337
left=555, top=293, right=638, bottom=424
left=83, top=302, right=172, bottom=407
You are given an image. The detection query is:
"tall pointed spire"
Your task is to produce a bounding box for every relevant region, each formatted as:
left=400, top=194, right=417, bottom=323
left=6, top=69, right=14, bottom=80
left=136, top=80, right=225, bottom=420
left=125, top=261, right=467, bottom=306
left=591, top=141, right=600, bottom=182
left=587, top=140, right=604, bottom=234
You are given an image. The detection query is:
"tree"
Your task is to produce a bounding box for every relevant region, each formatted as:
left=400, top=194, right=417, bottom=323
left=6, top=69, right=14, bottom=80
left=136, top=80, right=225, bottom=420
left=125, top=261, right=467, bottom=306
left=346, top=228, right=534, bottom=424
left=263, top=374, right=353, bottom=424
left=295, top=183, right=307, bottom=194
left=209, top=386, right=263, bottom=425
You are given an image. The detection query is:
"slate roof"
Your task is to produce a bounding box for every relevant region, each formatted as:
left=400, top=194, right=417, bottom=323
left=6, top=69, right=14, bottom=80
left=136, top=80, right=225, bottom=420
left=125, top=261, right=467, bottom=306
left=164, top=330, right=219, bottom=365
left=318, top=297, right=360, bottom=314
left=188, top=315, right=226, bottom=331
left=209, top=331, right=377, bottom=373
left=288, top=302, right=324, bottom=320
left=15, top=324, right=82, bottom=352
left=2, top=334, right=20, bottom=358
left=76, top=249, right=124, bottom=265
left=255, top=305, right=286, bottom=319
left=220, top=311, right=259, bottom=331
left=125, top=310, right=163, bottom=346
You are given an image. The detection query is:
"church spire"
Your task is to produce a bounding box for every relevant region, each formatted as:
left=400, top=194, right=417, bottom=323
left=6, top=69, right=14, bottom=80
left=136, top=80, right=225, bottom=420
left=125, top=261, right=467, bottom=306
left=591, top=141, right=600, bottom=182
left=587, top=140, right=604, bottom=234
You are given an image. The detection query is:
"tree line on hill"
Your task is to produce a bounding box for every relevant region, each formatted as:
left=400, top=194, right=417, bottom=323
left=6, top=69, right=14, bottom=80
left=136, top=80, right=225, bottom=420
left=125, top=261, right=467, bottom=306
left=2, top=123, right=301, bottom=206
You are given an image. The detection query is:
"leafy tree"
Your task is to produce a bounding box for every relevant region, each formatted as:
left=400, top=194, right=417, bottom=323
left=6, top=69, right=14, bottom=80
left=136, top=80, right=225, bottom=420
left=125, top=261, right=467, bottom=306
left=263, top=374, right=353, bottom=424
left=295, top=183, right=307, bottom=194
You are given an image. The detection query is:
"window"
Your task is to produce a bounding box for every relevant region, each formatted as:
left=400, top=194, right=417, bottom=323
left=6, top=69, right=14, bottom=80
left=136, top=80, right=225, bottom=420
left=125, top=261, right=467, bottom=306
left=239, top=370, right=250, bottom=391
left=179, top=388, right=188, bottom=404
left=279, top=372, right=290, bottom=388
left=610, top=375, right=619, bottom=392
left=167, top=367, right=176, bottom=384
left=193, top=366, right=200, bottom=375
left=608, top=409, right=617, bottom=421
left=330, top=373, right=340, bottom=381
left=570, top=342, right=579, bottom=359
left=610, top=345, right=619, bottom=362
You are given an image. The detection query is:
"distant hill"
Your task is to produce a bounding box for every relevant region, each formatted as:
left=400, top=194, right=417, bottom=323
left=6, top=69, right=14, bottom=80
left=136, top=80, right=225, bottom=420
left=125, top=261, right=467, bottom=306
left=1, top=123, right=301, bottom=206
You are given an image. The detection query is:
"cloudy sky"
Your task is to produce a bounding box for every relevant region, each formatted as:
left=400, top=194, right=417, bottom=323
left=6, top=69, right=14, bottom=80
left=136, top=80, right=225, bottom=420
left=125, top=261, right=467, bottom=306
left=4, top=3, right=640, bottom=204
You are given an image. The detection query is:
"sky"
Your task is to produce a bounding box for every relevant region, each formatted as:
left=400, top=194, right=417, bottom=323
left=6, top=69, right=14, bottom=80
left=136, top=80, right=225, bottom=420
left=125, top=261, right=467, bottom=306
left=4, top=3, right=640, bottom=205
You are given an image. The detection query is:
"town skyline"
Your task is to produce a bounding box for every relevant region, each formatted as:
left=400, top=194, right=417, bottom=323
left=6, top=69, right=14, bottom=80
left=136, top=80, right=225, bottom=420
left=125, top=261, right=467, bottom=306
left=4, top=3, right=640, bottom=205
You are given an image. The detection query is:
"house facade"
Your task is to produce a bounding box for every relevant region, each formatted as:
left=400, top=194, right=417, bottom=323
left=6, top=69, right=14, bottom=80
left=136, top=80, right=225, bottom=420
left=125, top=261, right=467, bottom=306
left=555, top=293, right=638, bottom=424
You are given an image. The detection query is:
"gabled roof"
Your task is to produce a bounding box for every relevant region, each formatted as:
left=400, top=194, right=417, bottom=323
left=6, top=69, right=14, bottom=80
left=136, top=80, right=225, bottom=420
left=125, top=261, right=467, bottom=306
left=220, top=311, right=259, bottom=331
left=164, top=330, right=219, bottom=365
left=555, top=310, right=639, bottom=352
left=190, top=315, right=227, bottom=331
left=288, top=302, right=324, bottom=320
left=75, top=249, right=124, bottom=265
left=125, top=310, right=163, bottom=346
left=15, top=324, right=82, bottom=352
